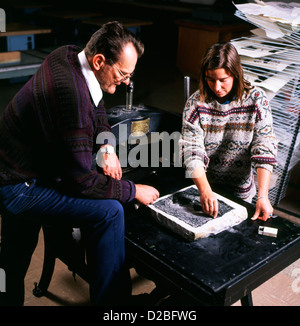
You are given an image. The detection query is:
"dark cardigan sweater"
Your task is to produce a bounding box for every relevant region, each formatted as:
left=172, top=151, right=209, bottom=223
left=0, top=45, right=135, bottom=203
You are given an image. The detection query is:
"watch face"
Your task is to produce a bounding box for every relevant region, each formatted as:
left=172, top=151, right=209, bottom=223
left=101, top=146, right=114, bottom=154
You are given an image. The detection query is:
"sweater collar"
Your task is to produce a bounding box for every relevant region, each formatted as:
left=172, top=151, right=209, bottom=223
left=78, top=50, right=103, bottom=106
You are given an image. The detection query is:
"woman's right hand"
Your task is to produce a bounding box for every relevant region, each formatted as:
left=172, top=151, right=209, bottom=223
left=199, top=188, right=218, bottom=218
left=192, top=167, right=218, bottom=218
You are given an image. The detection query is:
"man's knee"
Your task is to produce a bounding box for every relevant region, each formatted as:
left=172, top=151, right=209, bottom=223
left=107, top=200, right=124, bottom=219
left=104, top=200, right=125, bottom=233
left=88, top=199, right=124, bottom=230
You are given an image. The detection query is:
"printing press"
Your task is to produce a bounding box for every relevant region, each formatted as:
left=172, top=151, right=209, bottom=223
left=33, top=79, right=300, bottom=306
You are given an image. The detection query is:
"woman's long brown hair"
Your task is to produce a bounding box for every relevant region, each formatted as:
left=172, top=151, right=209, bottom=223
left=198, top=42, right=252, bottom=103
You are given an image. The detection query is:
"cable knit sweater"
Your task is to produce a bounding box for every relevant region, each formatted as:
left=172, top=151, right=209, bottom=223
left=180, top=87, right=278, bottom=200
left=0, top=45, right=135, bottom=203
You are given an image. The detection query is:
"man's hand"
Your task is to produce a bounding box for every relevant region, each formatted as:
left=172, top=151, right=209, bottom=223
left=135, top=184, right=159, bottom=206
left=98, top=146, right=122, bottom=180
left=102, top=152, right=122, bottom=180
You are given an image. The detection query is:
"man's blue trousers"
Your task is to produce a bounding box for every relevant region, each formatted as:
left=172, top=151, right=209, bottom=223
left=0, top=179, right=131, bottom=305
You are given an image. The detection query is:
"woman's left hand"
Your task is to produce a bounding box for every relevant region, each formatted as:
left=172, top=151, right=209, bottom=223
left=251, top=196, right=273, bottom=221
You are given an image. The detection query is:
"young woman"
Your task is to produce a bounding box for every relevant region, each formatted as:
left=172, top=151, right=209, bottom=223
left=180, top=42, right=278, bottom=221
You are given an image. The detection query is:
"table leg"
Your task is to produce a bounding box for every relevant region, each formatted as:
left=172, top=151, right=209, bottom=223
left=240, top=293, right=253, bottom=306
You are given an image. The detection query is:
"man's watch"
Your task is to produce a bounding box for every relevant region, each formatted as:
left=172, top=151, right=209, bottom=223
left=100, top=146, right=114, bottom=154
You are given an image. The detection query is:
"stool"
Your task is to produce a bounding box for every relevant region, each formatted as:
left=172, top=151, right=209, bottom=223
left=32, top=225, right=89, bottom=297
left=0, top=209, right=41, bottom=305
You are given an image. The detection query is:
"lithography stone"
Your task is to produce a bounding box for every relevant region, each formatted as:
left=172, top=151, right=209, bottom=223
left=153, top=186, right=234, bottom=228
left=149, top=185, right=248, bottom=241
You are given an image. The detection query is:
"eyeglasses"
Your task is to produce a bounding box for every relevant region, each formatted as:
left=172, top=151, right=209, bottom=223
left=110, top=59, right=134, bottom=81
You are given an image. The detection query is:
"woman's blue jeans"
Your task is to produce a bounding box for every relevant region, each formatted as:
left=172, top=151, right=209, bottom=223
left=0, top=179, right=131, bottom=305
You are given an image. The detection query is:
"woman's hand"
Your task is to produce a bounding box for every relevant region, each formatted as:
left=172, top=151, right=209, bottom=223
left=192, top=167, right=218, bottom=218
left=251, top=196, right=273, bottom=221
left=200, top=188, right=219, bottom=218
left=252, top=168, right=273, bottom=221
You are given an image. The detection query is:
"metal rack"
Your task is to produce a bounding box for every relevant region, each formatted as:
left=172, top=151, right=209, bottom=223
left=232, top=4, right=300, bottom=205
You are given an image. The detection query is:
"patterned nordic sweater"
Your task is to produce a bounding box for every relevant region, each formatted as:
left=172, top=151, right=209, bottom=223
left=180, top=87, right=278, bottom=200
left=0, top=45, right=135, bottom=203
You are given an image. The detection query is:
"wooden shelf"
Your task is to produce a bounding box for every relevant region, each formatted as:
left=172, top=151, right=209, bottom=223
left=0, top=22, right=52, bottom=37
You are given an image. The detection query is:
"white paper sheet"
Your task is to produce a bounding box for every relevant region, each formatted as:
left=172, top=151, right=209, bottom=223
left=234, top=1, right=300, bottom=25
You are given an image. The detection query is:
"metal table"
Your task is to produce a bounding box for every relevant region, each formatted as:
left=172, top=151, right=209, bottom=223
left=123, top=166, right=300, bottom=306
left=32, top=105, right=300, bottom=306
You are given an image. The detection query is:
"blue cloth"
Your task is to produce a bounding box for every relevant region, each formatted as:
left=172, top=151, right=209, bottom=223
left=0, top=180, right=131, bottom=305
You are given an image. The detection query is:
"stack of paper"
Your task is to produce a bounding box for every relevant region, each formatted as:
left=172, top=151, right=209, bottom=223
left=232, top=1, right=300, bottom=205
left=234, top=1, right=300, bottom=43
